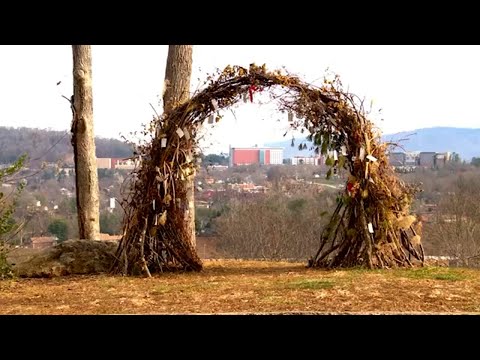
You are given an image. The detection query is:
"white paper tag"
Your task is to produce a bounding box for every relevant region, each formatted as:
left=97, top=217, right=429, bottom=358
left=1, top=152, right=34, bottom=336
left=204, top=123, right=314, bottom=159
left=161, top=138, right=167, bottom=148
left=341, top=145, right=347, bottom=156
left=152, top=199, right=155, bottom=211
left=183, top=127, right=190, bottom=140
left=366, top=154, right=377, bottom=162
left=288, top=111, right=293, bottom=122
left=368, top=222, right=374, bottom=234
left=211, top=99, right=218, bottom=110
left=359, top=147, right=365, bottom=161
left=333, top=150, right=338, bottom=161
left=176, top=128, right=184, bottom=138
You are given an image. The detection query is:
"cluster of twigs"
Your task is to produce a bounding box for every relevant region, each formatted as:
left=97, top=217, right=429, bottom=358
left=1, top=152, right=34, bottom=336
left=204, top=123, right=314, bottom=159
left=111, top=64, right=424, bottom=275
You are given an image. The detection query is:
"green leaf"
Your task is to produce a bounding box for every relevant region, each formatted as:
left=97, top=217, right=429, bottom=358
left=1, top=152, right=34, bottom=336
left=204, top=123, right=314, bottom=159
left=325, top=156, right=334, bottom=167
left=321, top=138, right=328, bottom=155
left=326, top=168, right=332, bottom=179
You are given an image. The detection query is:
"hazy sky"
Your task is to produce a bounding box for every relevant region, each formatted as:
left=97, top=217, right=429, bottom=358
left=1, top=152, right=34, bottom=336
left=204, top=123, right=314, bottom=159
left=1, top=45, right=479, bottom=154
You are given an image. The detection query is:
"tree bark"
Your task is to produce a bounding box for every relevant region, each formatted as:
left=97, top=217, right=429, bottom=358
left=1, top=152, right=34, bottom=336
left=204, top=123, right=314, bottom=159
left=71, top=45, right=100, bottom=240
left=162, top=45, right=195, bottom=248
left=163, top=46, right=193, bottom=113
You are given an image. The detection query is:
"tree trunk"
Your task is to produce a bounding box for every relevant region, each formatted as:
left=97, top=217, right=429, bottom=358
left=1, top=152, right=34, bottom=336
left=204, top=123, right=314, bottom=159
left=71, top=45, right=100, bottom=240
left=162, top=45, right=195, bottom=248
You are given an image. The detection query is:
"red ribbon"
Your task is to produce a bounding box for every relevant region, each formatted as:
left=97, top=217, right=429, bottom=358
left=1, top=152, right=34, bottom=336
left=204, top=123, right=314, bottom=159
left=347, top=182, right=354, bottom=193
left=249, top=84, right=258, bottom=103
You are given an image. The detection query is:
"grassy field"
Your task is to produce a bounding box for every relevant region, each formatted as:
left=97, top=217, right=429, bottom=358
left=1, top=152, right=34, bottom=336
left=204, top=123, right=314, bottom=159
left=1, top=260, right=479, bottom=314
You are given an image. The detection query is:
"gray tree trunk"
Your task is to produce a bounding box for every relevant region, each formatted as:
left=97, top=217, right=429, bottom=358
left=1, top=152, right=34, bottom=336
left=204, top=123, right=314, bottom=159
left=71, top=45, right=100, bottom=240
left=163, top=45, right=195, bottom=247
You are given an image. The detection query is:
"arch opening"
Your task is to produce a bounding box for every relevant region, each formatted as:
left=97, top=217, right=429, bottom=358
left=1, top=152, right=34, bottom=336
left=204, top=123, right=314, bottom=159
left=111, top=64, right=424, bottom=276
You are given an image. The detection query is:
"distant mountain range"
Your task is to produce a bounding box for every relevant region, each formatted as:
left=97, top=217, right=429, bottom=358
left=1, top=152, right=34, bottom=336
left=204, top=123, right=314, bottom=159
left=265, top=127, right=480, bottom=162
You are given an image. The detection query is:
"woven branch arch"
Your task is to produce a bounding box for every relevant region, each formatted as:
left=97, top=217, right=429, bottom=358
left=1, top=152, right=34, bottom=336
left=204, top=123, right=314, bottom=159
left=111, top=64, right=424, bottom=276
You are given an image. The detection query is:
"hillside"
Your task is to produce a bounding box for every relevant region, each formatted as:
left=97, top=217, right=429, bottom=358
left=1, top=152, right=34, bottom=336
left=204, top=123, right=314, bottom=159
left=382, top=127, right=480, bottom=161
left=266, top=127, right=480, bottom=162
left=0, top=127, right=133, bottom=165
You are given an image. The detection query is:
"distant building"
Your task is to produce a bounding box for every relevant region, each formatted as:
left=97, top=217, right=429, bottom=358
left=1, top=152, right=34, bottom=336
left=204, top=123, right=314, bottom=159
left=31, top=236, right=57, bottom=249
left=207, top=164, right=228, bottom=171
left=389, top=150, right=453, bottom=169
left=114, top=159, right=135, bottom=170
left=228, top=146, right=283, bottom=166
left=97, top=158, right=113, bottom=169
left=228, top=182, right=268, bottom=193
left=388, top=152, right=406, bottom=166
left=419, top=152, right=436, bottom=167
left=59, top=168, right=74, bottom=176
left=291, top=156, right=323, bottom=166
left=405, top=152, right=419, bottom=166
left=96, top=157, right=136, bottom=170
left=434, top=152, right=451, bottom=168
left=98, top=233, right=122, bottom=242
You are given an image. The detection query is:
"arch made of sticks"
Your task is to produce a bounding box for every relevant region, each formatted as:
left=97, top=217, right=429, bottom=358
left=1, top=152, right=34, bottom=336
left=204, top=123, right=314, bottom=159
left=111, top=64, right=424, bottom=276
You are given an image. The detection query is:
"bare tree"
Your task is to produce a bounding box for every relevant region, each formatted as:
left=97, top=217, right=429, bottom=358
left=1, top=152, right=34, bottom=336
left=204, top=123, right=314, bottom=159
left=215, top=189, right=336, bottom=260
left=71, top=45, right=100, bottom=240
left=424, top=175, right=480, bottom=266
left=162, top=45, right=195, bottom=247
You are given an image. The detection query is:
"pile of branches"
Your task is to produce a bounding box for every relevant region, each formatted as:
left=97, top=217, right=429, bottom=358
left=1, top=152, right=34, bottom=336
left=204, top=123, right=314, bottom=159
left=111, top=64, right=424, bottom=275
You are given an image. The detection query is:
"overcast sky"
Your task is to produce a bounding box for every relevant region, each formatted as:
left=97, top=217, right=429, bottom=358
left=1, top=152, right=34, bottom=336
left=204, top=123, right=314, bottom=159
left=1, top=45, right=479, bottom=154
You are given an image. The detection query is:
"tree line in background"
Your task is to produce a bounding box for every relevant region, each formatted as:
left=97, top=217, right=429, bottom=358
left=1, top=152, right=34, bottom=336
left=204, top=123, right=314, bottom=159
left=0, top=127, right=133, bottom=166
left=214, top=189, right=335, bottom=260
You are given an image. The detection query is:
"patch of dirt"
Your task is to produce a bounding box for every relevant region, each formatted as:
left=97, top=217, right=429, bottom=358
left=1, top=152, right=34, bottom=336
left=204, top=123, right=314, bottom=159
left=1, top=260, right=480, bottom=314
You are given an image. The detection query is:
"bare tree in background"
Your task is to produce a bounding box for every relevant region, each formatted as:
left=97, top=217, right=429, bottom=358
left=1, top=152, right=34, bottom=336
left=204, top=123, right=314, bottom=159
left=423, top=175, right=480, bottom=266
left=71, top=45, right=100, bottom=240
left=162, top=45, right=195, bottom=247
left=214, top=189, right=336, bottom=260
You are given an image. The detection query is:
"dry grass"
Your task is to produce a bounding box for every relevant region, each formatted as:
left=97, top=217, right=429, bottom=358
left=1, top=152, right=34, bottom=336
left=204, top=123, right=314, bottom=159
left=1, top=260, right=480, bottom=314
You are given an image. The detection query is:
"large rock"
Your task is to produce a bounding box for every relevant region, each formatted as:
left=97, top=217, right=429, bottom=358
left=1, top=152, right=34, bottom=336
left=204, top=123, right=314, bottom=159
left=13, top=240, right=118, bottom=278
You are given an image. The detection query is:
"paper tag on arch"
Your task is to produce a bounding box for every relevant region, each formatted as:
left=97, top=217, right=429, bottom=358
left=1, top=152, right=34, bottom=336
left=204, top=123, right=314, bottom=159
left=211, top=99, right=219, bottom=110
left=176, top=128, right=184, bottom=138
left=368, top=222, right=374, bottom=234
